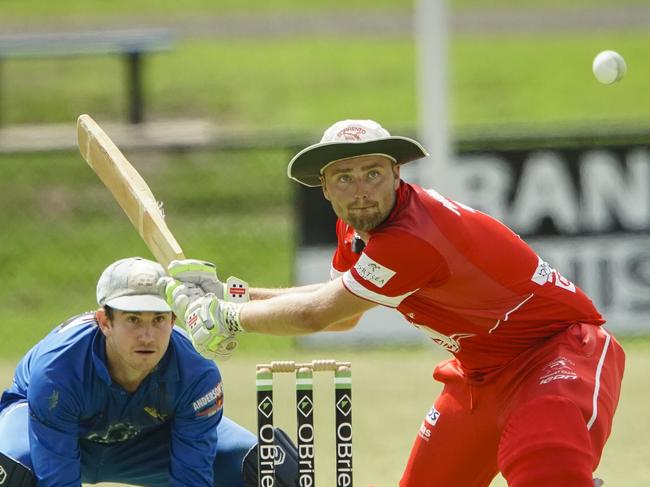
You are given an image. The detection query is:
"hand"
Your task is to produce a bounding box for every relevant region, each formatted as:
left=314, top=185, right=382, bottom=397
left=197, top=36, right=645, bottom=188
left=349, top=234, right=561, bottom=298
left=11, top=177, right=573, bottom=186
left=166, top=259, right=250, bottom=303
left=184, top=294, right=245, bottom=360
left=158, top=277, right=204, bottom=322
left=158, top=259, right=250, bottom=321
left=168, top=259, right=224, bottom=297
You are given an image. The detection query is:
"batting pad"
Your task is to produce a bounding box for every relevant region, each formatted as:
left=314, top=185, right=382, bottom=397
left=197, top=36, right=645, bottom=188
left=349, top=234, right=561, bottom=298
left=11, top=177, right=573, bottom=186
left=0, top=452, right=35, bottom=487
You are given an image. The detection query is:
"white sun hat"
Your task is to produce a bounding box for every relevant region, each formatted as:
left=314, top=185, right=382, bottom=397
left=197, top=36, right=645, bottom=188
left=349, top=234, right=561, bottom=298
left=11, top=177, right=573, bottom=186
left=96, top=257, right=171, bottom=312
left=287, top=119, right=429, bottom=187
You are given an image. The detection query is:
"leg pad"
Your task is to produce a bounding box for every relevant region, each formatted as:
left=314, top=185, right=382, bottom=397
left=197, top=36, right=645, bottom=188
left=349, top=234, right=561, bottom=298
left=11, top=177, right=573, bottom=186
left=0, top=452, right=36, bottom=487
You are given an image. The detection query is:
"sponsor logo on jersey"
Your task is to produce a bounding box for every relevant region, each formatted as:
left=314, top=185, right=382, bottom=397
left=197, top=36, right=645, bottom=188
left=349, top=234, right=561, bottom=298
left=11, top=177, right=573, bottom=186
left=418, top=405, right=442, bottom=442
left=86, top=423, right=140, bottom=443
left=354, top=254, right=396, bottom=288
left=424, top=405, right=441, bottom=426
left=531, top=256, right=576, bottom=292
left=144, top=406, right=168, bottom=422
left=539, top=355, right=578, bottom=385
left=193, top=382, right=224, bottom=418
left=413, top=324, right=475, bottom=353
left=48, top=389, right=59, bottom=411
left=425, top=189, right=476, bottom=216
left=418, top=422, right=432, bottom=442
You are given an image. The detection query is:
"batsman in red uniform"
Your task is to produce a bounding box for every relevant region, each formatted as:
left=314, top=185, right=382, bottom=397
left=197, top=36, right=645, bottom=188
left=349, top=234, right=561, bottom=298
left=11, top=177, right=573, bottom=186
left=161, top=120, right=625, bottom=487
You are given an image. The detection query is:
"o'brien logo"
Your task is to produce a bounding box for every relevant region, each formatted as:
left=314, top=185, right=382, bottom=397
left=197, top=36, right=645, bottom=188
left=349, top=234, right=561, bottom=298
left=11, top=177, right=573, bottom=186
left=354, top=254, right=396, bottom=288
left=258, top=396, right=273, bottom=419
left=336, top=394, right=352, bottom=417
left=336, top=422, right=353, bottom=486
left=298, top=396, right=313, bottom=418
left=258, top=424, right=276, bottom=486
left=336, top=126, right=366, bottom=141
left=298, top=423, right=315, bottom=483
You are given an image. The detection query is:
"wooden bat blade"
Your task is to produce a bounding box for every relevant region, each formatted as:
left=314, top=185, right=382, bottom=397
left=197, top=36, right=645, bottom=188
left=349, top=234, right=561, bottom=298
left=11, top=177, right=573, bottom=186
left=77, top=114, right=185, bottom=267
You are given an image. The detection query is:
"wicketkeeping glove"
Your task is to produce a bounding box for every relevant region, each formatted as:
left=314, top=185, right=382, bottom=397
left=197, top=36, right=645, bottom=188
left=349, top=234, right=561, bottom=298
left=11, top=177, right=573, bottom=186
left=184, top=294, right=245, bottom=360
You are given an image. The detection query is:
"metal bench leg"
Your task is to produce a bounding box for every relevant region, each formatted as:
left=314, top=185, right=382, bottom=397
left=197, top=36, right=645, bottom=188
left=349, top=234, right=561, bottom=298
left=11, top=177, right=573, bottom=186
left=125, top=51, right=143, bottom=124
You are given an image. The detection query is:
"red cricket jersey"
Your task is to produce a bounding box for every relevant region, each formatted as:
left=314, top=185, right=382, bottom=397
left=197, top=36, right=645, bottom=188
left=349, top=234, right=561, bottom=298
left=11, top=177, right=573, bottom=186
left=332, top=181, right=604, bottom=372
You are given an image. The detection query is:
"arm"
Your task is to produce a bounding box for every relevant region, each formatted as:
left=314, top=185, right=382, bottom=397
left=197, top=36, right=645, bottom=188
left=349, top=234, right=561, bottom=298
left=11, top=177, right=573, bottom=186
left=28, top=377, right=82, bottom=487
left=174, top=278, right=374, bottom=357
left=249, top=282, right=328, bottom=300
left=170, top=372, right=223, bottom=487
left=160, top=264, right=373, bottom=357
left=241, top=278, right=373, bottom=335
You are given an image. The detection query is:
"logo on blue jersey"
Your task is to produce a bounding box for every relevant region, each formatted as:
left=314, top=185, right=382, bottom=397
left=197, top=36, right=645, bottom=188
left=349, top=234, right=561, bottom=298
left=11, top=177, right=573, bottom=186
left=192, top=382, right=223, bottom=418
left=144, top=406, right=168, bottom=422
left=86, top=423, right=140, bottom=443
left=48, top=390, right=59, bottom=410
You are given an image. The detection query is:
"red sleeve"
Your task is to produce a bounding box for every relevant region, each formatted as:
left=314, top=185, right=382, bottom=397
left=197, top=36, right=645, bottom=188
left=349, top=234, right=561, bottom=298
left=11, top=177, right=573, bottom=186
left=342, top=230, right=449, bottom=307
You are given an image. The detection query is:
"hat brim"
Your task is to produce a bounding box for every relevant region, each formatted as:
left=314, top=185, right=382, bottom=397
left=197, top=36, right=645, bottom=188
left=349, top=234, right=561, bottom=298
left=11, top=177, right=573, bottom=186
left=105, top=295, right=172, bottom=313
left=287, top=136, right=428, bottom=187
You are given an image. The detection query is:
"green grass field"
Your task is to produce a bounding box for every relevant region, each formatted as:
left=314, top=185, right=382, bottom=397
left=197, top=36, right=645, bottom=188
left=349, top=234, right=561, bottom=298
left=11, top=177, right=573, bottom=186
left=1, top=339, right=649, bottom=486
left=3, top=34, right=650, bottom=128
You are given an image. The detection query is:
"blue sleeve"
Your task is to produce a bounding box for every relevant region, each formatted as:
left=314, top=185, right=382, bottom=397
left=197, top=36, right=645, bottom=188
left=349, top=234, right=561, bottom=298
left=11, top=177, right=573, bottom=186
left=169, top=367, right=224, bottom=487
left=27, top=372, right=82, bottom=487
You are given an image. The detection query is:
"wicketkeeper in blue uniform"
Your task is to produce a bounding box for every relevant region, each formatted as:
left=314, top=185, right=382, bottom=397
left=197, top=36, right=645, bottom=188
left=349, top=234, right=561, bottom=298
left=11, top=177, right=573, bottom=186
left=0, top=257, right=260, bottom=487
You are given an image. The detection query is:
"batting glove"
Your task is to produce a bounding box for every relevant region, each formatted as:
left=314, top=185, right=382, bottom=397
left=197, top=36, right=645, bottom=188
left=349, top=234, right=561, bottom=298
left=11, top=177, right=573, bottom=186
left=165, top=259, right=249, bottom=302
left=168, top=259, right=225, bottom=296
left=184, top=294, right=245, bottom=360
left=157, top=277, right=202, bottom=323
left=158, top=259, right=249, bottom=320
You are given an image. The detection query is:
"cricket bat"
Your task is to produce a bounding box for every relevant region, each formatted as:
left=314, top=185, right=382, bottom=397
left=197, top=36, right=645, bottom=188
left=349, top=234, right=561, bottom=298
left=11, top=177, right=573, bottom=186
left=77, top=114, right=185, bottom=268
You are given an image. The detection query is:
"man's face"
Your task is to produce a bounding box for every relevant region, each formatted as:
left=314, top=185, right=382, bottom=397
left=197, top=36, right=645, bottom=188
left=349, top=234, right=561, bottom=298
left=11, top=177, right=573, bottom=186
left=321, top=155, right=400, bottom=232
left=98, top=309, right=174, bottom=375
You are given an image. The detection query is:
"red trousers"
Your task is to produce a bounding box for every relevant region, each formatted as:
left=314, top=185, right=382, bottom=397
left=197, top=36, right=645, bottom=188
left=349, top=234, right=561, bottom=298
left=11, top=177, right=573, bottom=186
left=400, top=323, right=625, bottom=487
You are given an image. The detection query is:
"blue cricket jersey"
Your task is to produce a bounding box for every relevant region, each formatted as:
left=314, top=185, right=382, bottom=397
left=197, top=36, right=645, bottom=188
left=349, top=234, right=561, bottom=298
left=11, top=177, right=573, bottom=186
left=0, top=312, right=224, bottom=487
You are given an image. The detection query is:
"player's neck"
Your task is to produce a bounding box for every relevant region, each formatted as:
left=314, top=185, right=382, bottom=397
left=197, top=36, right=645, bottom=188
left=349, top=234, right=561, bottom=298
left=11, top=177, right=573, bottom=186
left=104, top=346, right=153, bottom=393
left=110, top=371, right=148, bottom=393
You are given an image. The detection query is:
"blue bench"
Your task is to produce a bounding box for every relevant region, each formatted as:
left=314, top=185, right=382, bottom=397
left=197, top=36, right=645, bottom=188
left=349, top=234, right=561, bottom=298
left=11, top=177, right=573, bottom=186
left=0, top=29, right=173, bottom=125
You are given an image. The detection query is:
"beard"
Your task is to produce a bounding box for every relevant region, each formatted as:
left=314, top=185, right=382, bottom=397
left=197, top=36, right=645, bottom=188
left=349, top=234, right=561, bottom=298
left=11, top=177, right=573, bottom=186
left=344, top=206, right=386, bottom=232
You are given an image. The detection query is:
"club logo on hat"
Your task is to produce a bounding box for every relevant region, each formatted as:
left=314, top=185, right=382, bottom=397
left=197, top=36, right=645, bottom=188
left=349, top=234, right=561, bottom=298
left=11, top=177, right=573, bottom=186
left=128, top=272, right=158, bottom=292
left=337, top=126, right=366, bottom=141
